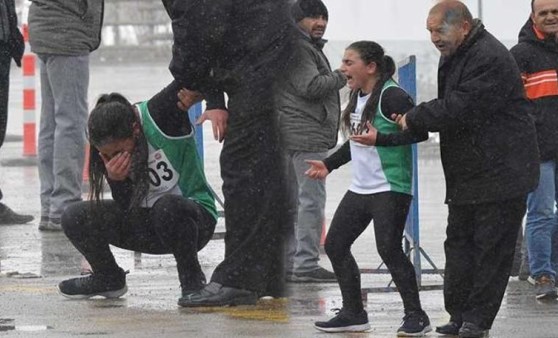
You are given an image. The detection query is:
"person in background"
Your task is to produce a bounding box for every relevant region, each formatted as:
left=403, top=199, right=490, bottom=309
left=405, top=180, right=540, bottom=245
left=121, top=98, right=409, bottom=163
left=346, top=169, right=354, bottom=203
left=58, top=91, right=217, bottom=305
left=310, top=41, right=430, bottom=335
left=277, top=0, right=345, bottom=283
left=0, top=0, right=33, bottom=225
left=395, top=1, right=539, bottom=337
left=510, top=0, right=558, bottom=300
left=28, top=0, right=104, bottom=231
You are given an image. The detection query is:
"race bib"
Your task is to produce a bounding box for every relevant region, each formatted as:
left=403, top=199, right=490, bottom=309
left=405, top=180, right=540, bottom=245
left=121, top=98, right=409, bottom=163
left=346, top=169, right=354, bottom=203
left=143, top=147, right=181, bottom=207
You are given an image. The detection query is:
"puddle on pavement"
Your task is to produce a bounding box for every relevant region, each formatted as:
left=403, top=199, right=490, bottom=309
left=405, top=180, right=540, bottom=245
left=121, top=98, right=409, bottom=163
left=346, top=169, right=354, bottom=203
left=182, top=298, right=289, bottom=323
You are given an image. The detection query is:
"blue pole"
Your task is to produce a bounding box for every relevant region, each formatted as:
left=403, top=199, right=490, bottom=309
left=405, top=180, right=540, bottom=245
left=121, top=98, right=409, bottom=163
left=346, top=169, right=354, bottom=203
left=397, top=56, right=422, bottom=286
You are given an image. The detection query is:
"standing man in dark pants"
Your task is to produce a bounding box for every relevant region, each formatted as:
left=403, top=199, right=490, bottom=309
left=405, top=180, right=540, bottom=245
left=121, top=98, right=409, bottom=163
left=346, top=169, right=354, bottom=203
left=0, top=0, right=34, bottom=225
left=395, top=1, right=539, bottom=337
left=166, top=0, right=295, bottom=307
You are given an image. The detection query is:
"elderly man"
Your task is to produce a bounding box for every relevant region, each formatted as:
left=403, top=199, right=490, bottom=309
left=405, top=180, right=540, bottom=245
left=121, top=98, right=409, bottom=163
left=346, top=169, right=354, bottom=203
left=396, top=1, right=539, bottom=337
left=510, top=0, right=558, bottom=300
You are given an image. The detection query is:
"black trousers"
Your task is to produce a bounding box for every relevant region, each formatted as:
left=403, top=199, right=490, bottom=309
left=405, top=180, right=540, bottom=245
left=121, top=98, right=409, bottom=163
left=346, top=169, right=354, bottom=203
left=0, top=41, right=9, bottom=149
left=0, top=41, right=11, bottom=201
left=61, top=195, right=216, bottom=289
left=325, top=190, right=422, bottom=314
left=444, top=196, right=526, bottom=329
left=210, top=95, right=288, bottom=294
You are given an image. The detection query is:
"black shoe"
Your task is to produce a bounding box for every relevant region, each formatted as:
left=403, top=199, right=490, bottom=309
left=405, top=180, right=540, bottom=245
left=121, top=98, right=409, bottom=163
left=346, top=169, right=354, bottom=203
left=288, top=267, right=337, bottom=283
left=178, top=273, right=206, bottom=302
left=58, top=268, right=127, bottom=299
left=458, top=322, right=488, bottom=338
left=397, top=310, right=432, bottom=336
left=177, top=282, right=258, bottom=307
left=314, top=308, right=371, bottom=333
left=0, top=203, right=33, bottom=225
left=436, top=321, right=461, bottom=335
left=535, top=275, right=557, bottom=299
left=39, top=217, right=62, bottom=231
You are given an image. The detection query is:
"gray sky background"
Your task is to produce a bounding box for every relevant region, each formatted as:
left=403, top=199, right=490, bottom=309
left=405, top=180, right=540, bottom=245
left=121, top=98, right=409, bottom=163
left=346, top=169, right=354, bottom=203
left=321, top=0, right=532, bottom=42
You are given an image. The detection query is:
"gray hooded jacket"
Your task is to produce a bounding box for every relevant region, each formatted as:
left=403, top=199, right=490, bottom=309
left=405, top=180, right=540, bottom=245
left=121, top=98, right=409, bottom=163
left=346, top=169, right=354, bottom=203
left=28, top=0, right=104, bottom=55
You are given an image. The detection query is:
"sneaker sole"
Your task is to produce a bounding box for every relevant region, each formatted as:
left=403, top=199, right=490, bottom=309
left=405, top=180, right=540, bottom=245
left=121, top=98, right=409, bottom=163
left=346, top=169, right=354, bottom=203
left=314, top=323, right=371, bottom=333
left=177, top=294, right=258, bottom=307
left=288, top=276, right=337, bottom=283
left=536, top=290, right=558, bottom=300
left=58, top=285, right=128, bottom=300
left=397, top=325, right=432, bottom=336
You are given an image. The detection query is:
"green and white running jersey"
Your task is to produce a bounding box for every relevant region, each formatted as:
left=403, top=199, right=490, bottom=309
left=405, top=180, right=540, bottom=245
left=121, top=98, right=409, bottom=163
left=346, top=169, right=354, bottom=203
left=136, top=101, right=217, bottom=220
left=348, top=80, right=413, bottom=195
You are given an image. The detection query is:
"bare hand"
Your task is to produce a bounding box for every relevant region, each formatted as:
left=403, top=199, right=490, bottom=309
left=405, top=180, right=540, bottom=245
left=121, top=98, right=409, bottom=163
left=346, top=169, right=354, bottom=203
left=196, top=109, right=229, bottom=142
left=305, top=160, right=329, bottom=180
left=349, top=121, right=377, bottom=146
left=100, top=151, right=131, bottom=181
left=391, top=113, right=408, bottom=130
left=177, top=88, right=204, bottom=112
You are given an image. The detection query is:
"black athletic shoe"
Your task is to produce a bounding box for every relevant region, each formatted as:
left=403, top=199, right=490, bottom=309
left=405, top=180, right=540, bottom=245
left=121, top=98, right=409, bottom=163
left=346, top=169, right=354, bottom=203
left=178, top=273, right=206, bottom=301
left=535, top=275, right=557, bottom=300
left=314, top=308, right=371, bottom=333
left=397, top=310, right=432, bottom=336
left=288, top=267, right=337, bottom=283
left=58, top=268, right=127, bottom=299
left=177, top=282, right=258, bottom=307
left=458, top=322, right=489, bottom=338
left=436, top=321, right=461, bottom=335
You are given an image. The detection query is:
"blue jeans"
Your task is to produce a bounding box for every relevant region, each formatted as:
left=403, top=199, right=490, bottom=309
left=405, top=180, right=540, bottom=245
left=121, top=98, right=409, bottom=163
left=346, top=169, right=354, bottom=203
left=526, top=160, right=558, bottom=279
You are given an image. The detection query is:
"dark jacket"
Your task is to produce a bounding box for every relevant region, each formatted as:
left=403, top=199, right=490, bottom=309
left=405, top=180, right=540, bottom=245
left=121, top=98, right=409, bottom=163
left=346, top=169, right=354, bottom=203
left=406, top=20, right=539, bottom=205
left=0, top=0, right=23, bottom=66
left=510, top=19, right=558, bottom=162
left=162, top=0, right=295, bottom=112
left=276, top=31, right=345, bottom=152
left=28, top=0, right=104, bottom=55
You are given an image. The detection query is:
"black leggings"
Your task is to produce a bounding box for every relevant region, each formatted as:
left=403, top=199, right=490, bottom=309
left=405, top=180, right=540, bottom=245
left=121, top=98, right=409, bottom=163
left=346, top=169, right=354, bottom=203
left=61, top=195, right=216, bottom=289
left=325, top=190, right=422, bottom=314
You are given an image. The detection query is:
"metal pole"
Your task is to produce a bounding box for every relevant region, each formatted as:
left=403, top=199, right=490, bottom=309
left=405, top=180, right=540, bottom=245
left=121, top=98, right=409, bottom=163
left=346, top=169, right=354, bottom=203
left=478, top=0, right=483, bottom=21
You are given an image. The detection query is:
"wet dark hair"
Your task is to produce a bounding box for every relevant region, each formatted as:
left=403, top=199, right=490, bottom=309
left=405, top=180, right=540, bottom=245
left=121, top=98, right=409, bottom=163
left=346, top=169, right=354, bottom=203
left=88, top=93, right=149, bottom=210
left=341, top=41, right=396, bottom=136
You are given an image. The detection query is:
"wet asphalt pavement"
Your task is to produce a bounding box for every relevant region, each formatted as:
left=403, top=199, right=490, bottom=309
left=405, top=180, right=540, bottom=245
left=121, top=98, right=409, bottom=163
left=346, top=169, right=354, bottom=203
left=0, top=63, right=557, bottom=337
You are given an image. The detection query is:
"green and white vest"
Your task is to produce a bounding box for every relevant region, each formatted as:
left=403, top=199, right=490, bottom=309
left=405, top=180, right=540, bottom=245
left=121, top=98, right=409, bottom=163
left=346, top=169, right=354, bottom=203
left=348, top=80, right=413, bottom=195
left=136, top=102, right=217, bottom=220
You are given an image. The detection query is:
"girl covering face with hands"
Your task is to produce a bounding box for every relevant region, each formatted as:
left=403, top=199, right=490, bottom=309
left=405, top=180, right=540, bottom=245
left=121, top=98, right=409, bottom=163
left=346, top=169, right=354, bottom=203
left=57, top=87, right=217, bottom=308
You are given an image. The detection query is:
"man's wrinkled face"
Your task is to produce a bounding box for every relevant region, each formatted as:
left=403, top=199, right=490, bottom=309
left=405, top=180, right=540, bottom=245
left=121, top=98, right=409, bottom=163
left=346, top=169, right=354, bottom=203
left=532, top=0, right=558, bottom=38
left=427, top=12, right=469, bottom=57
left=298, top=15, right=328, bottom=40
